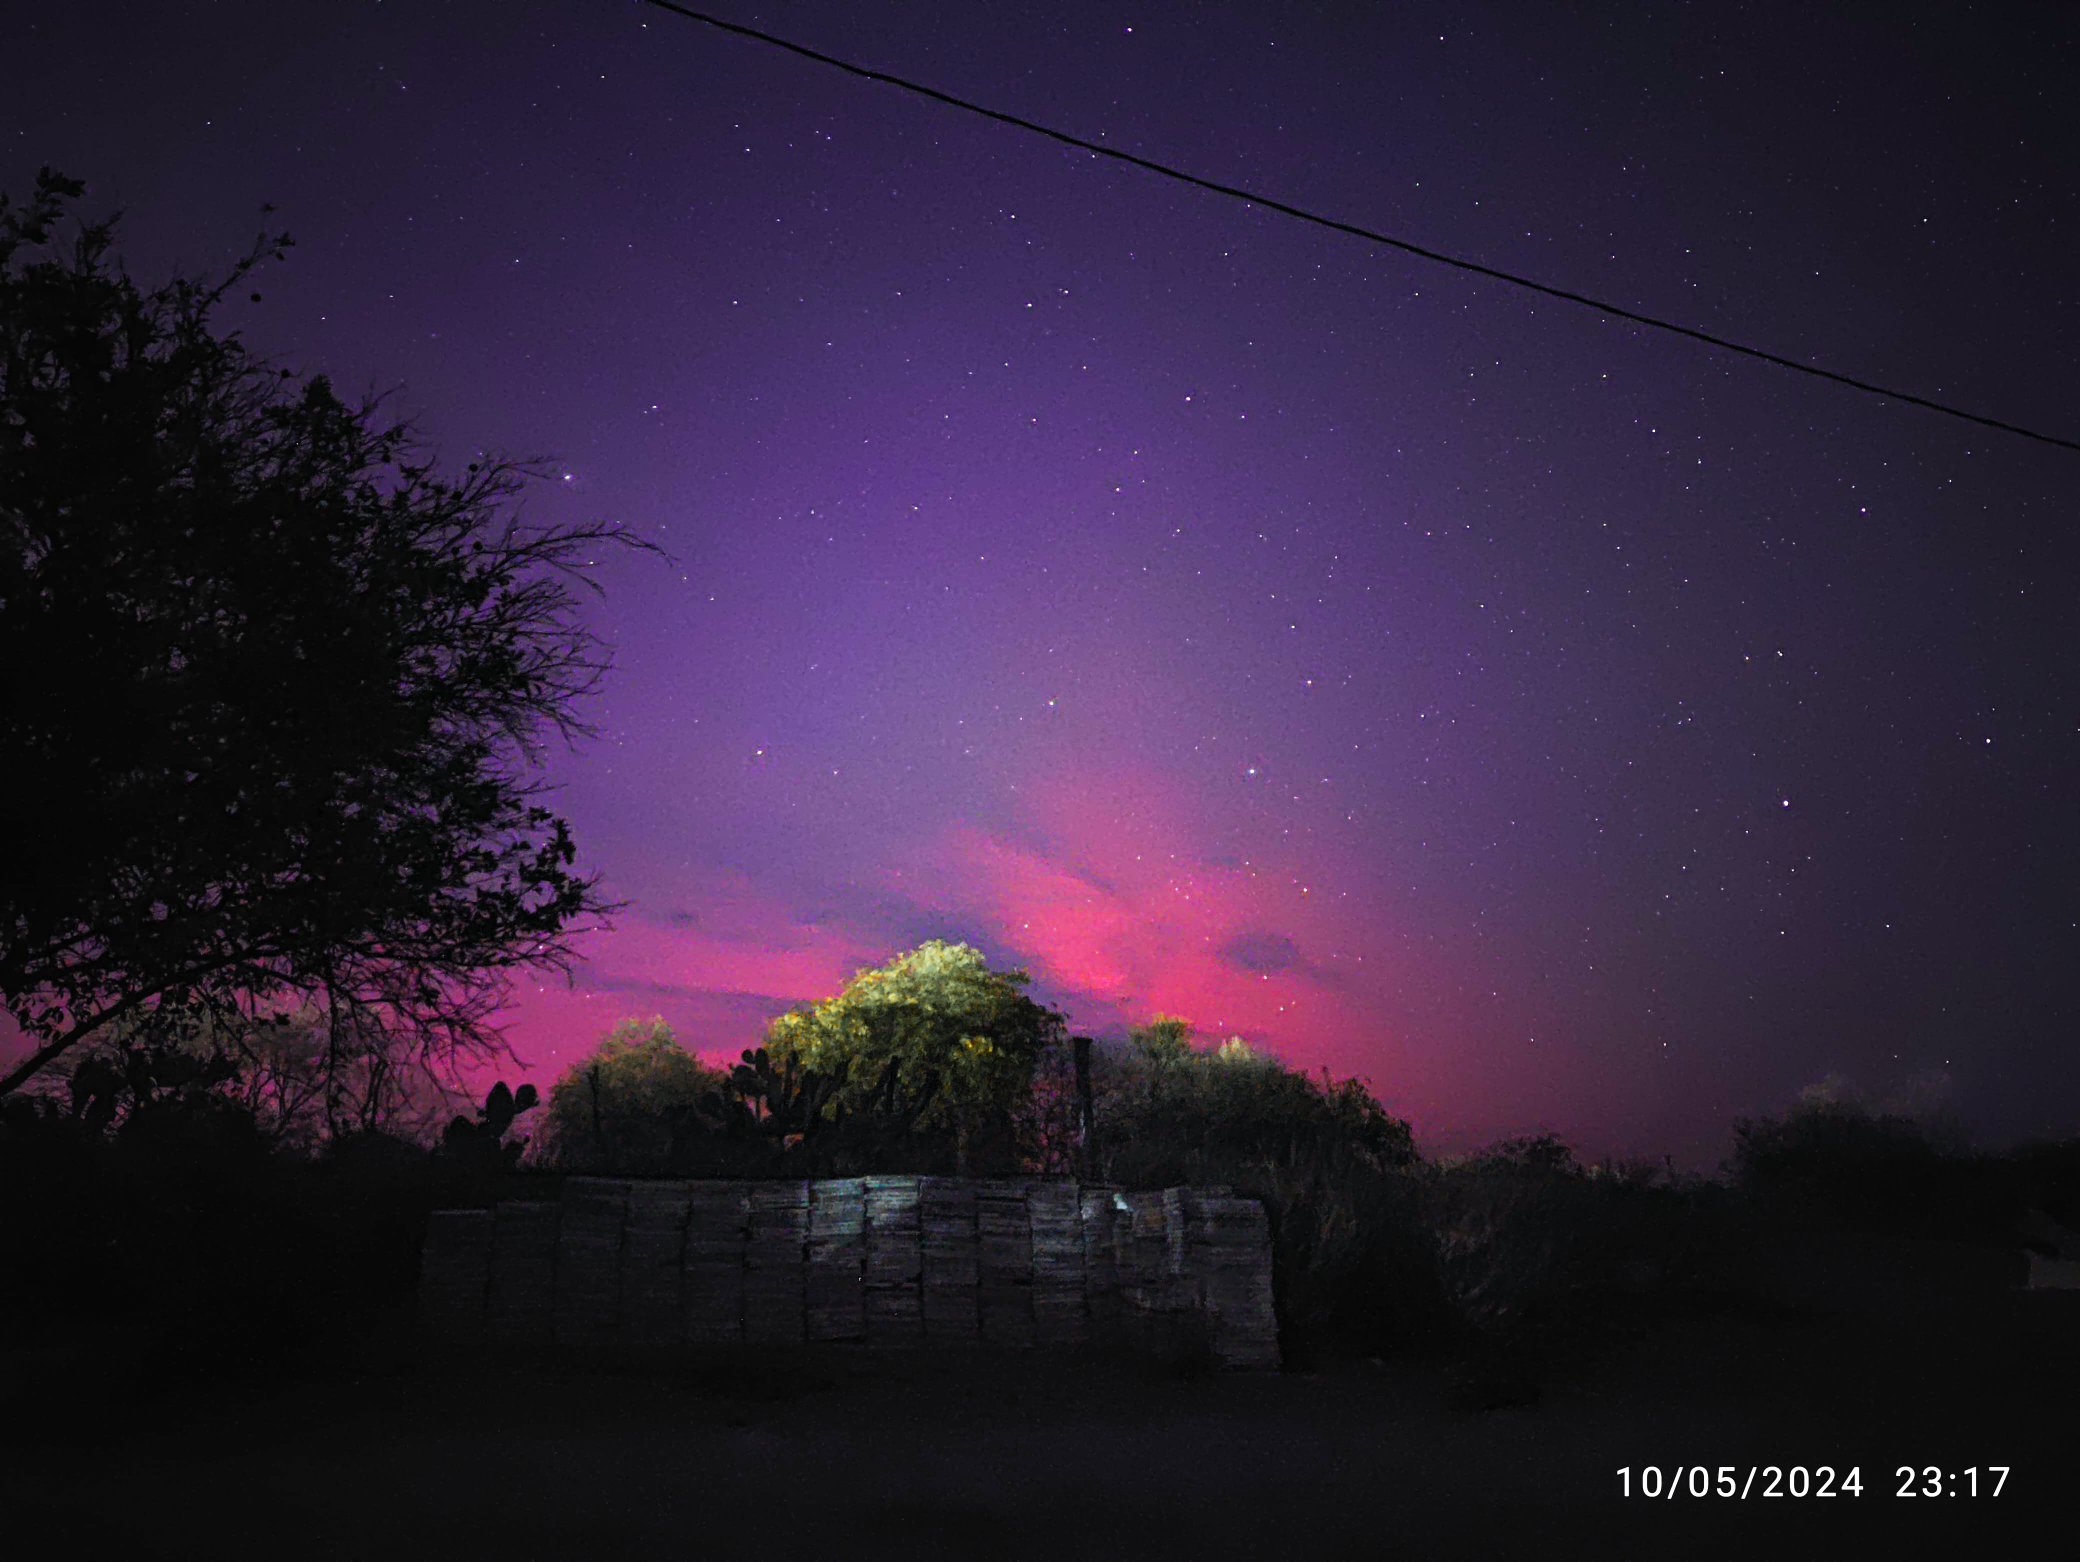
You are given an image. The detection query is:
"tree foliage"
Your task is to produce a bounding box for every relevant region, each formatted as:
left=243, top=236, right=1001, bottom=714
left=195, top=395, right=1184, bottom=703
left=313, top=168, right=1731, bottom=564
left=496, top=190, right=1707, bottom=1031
left=761, top=940, right=1065, bottom=1169
left=1090, top=1016, right=1417, bottom=1186
left=1727, top=1085, right=1979, bottom=1234
left=660, top=1043, right=954, bottom=1177
left=541, top=1016, right=722, bottom=1173
left=0, top=170, right=650, bottom=1099
left=1128, top=1014, right=1195, bottom=1065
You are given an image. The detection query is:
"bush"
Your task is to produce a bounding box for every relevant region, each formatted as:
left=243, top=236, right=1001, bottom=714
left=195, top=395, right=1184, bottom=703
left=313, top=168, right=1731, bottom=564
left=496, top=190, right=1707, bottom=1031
left=1729, top=1096, right=1997, bottom=1239
left=1214, top=1136, right=1725, bottom=1370
left=0, top=1088, right=553, bottom=1382
left=541, top=1017, right=723, bottom=1173
left=1416, top=1152, right=1718, bottom=1358
left=1081, top=1026, right=1429, bottom=1361
left=1085, top=1025, right=1415, bottom=1189
left=666, top=1044, right=964, bottom=1179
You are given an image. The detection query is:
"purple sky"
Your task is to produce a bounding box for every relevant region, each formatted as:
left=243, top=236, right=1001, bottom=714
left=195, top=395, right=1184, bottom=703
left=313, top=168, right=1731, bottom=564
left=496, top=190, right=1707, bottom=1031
left=8, top=2, right=2076, bottom=1163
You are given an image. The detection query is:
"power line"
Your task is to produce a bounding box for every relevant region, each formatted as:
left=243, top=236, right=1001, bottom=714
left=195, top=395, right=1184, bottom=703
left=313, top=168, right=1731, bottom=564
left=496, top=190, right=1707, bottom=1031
left=638, top=0, right=2078, bottom=456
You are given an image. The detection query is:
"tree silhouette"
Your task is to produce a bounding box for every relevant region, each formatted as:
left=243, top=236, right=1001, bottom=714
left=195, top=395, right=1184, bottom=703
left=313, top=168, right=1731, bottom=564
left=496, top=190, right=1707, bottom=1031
left=0, top=170, right=652, bottom=1107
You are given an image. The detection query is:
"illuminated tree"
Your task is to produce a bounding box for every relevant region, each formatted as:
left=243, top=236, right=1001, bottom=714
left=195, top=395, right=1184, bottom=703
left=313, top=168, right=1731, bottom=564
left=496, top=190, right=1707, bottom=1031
left=763, top=940, right=1065, bottom=1171
left=1128, top=1013, right=1196, bottom=1065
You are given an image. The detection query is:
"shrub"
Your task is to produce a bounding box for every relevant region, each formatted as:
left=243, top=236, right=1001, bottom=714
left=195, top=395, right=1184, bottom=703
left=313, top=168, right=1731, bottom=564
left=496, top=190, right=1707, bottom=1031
left=1083, top=1022, right=1423, bottom=1360
left=541, top=1017, right=723, bottom=1173
left=1085, top=1022, right=1415, bottom=1189
left=1729, top=1094, right=1995, bottom=1238
left=668, top=1044, right=963, bottom=1179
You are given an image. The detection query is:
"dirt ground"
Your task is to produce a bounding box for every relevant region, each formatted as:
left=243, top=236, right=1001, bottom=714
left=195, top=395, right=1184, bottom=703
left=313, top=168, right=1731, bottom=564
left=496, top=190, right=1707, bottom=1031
left=6, top=1291, right=2073, bottom=1559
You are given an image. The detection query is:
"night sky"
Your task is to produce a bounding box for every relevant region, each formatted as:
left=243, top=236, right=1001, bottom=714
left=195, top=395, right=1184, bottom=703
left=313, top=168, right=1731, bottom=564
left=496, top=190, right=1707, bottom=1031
left=7, top=2, right=2075, bottom=1163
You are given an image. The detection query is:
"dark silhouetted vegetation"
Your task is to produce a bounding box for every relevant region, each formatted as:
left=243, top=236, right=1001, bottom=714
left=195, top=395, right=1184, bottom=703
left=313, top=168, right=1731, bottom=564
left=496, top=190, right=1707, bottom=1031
left=0, top=169, right=649, bottom=1107
left=1728, top=1081, right=1993, bottom=1236
left=0, top=1074, right=542, bottom=1377
left=437, top=1080, right=540, bottom=1172
left=7, top=921, right=2077, bottom=1404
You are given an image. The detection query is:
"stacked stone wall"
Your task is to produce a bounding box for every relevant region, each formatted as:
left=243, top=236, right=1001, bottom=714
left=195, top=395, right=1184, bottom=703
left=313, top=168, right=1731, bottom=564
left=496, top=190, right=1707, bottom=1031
left=421, top=1176, right=1279, bottom=1369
